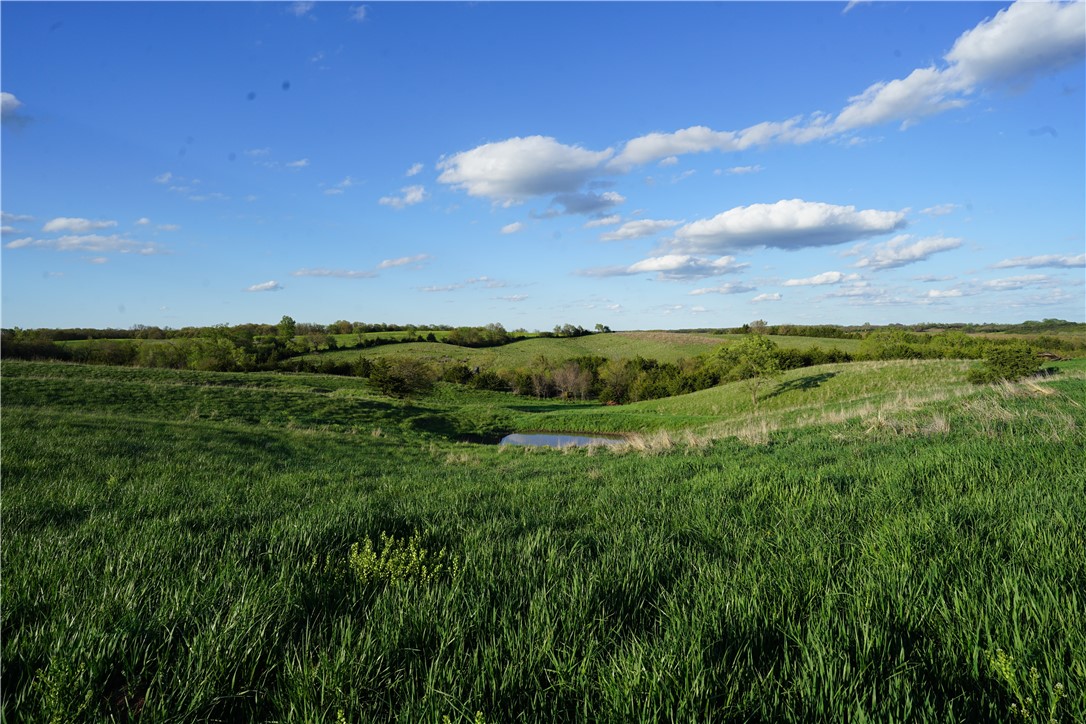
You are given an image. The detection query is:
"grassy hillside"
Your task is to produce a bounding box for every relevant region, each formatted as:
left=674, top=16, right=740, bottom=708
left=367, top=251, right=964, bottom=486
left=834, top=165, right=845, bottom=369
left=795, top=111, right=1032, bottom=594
left=3, top=359, right=1084, bottom=721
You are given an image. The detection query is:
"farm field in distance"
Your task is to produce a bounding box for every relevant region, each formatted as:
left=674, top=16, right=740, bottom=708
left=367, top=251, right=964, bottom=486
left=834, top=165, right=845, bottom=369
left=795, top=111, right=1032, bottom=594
left=2, top=328, right=1085, bottom=722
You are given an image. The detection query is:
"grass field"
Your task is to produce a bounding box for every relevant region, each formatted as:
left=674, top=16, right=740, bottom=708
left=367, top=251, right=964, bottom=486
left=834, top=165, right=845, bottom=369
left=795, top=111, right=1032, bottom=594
left=2, top=357, right=1084, bottom=721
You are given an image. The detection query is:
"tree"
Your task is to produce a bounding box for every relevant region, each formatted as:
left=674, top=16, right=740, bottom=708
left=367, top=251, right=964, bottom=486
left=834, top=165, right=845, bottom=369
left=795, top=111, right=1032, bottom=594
left=721, top=334, right=781, bottom=407
left=748, top=319, right=768, bottom=335
left=277, top=315, right=297, bottom=342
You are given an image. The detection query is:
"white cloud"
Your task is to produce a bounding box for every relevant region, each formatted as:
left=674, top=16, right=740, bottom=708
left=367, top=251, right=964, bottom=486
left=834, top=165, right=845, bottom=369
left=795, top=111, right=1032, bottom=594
left=600, top=218, right=682, bottom=242
left=853, top=234, right=962, bottom=270
left=421, top=284, right=461, bottom=293
left=288, top=2, right=314, bottom=17
left=246, top=280, right=283, bottom=292
left=406, top=162, right=423, bottom=177
left=921, top=203, right=960, bottom=217
left=87, top=257, right=109, bottom=264
left=689, top=281, right=758, bottom=295
left=498, top=294, right=528, bottom=303
left=926, top=289, right=965, bottom=299
left=6, top=233, right=163, bottom=255
left=725, top=165, right=763, bottom=175
left=834, top=0, right=1086, bottom=132
left=501, top=222, right=525, bottom=235
left=188, top=193, right=230, bottom=202
left=673, top=199, right=907, bottom=253
left=244, top=148, right=271, bottom=157
left=349, top=5, right=367, bottom=22
left=584, top=215, right=621, bottom=229
left=946, top=0, right=1085, bottom=87
left=1, top=92, right=23, bottom=119
left=135, top=217, right=151, bottom=226
left=993, top=253, right=1085, bottom=269
left=286, top=158, right=310, bottom=169
left=42, top=217, right=118, bottom=233
left=609, top=126, right=739, bottom=170
left=782, top=271, right=860, bottom=286
left=982, top=274, right=1055, bottom=291
left=581, top=254, right=748, bottom=281
left=323, top=176, right=355, bottom=195
left=2, top=212, right=34, bottom=223
left=292, top=268, right=377, bottom=279
left=658, top=156, right=679, bottom=167
left=153, top=172, right=173, bottom=184
left=0, top=226, right=16, bottom=235
left=752, top=292, right=782, bottom=302
left=377, top=254, right=430, bottom=269
left=379, top=185, right=428, bottom=209
left=437, top=135, right=613, bottom=203
left=157, top=224, right=180, bottom=232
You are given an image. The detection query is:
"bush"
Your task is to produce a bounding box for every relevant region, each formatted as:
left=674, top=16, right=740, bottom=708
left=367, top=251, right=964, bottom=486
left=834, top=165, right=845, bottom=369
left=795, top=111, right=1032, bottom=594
left=966, top=344, right=1042, bottom=384
left=369, top=357, right=436, bottom=397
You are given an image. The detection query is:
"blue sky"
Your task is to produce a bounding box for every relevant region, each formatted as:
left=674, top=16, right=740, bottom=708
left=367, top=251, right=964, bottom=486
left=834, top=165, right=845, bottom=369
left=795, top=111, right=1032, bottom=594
left=2, top=1, right=1083, bottom=331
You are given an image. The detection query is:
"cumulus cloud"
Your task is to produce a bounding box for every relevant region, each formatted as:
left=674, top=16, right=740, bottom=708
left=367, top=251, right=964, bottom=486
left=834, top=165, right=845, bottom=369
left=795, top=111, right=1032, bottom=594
left=377, top=253, right=430, bottom=269
left=436, top=136, right=613, bottom=203
left=552, top=191, right=625, bottom=216
left=135, top=217, right=151, bottom=226
left=378, top=185, right=428, bottom=209
left=581, top=254, right=748, bottom=281
left=157, top=224, right=180, bottom=231
left=1, top=91, right=23, bottom=119
left=689, top=281, right=758, bottom=295
left=992, top=253, right=1085, bottom=269
left=608, top=126, right=740, bottom=170
left=600, top=219, right=682, bottom=242
left=42, top=217, right=118, bottom=233
left=501, top=222, right=525, bottom=235
left=497, top=294, right=528, bottom=303
left=782, top=271, right=860, bottom=286
left=853, top=234, right=962, bottom=270
left=405, top=162, right=423, bottom=177
left=2, top=212, right=34, bottom=223
left=349, top=5, right=367, bottom=22
left=286, top=158, right=310, bottom=169
left=288, top=2, right=314, bottom=17
left=725, top=165, right=763, bottom=175
left=6, top=233, right=163, bottom=255
left=292, top=268, right=377, bottom=279
left=584, top=215, right=621, bottom=229
left=834, top=0, right=1085, bottom=132
left=246, top=280, right=283, bottom=292
left=925, top=288, right=966, bottom=299
left=672, top=199, right=907, bottom=253
left=0, top=226, right=16, bottom=235
left=752, top=292, right=782, bottom=302
left=153, top=172, right=173, bottom=184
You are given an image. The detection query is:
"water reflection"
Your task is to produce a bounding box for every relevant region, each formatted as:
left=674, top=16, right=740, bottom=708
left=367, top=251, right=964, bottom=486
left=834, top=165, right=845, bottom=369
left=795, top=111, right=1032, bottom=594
left=499, top=432, right=626, bottom=448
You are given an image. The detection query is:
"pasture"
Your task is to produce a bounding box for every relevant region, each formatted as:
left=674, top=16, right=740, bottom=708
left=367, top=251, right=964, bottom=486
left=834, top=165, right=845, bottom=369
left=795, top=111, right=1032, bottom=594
left=2, top=353, right=1084, bottom=721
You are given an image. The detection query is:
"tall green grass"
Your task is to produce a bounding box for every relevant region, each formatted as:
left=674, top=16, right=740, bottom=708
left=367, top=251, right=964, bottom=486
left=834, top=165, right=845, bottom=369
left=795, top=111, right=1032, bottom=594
left=2, top=359, right=1084, bottom=721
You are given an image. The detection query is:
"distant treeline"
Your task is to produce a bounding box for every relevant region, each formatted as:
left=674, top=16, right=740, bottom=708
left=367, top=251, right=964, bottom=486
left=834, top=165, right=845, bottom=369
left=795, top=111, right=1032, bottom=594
left=688, top=318, right=1086, bottom=338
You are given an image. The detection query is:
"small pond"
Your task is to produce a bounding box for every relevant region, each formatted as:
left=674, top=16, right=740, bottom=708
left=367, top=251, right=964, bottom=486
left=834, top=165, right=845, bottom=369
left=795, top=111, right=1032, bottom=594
left=499, top=432, right=627, bottom=449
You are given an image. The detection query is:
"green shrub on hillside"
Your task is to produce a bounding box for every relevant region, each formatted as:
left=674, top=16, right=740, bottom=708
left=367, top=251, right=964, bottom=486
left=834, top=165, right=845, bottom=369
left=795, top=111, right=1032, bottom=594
left=967, top=344, right=1043, bottom=384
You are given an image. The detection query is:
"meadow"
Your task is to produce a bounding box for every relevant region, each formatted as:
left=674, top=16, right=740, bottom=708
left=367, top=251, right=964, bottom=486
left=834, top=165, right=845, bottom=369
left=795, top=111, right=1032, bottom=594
left=2, top=341, right=1084, bottom=721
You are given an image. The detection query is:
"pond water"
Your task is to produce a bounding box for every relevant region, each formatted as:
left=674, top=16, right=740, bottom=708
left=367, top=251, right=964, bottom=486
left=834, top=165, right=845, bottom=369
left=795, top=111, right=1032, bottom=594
left=499, top=432, right=627, bottom=449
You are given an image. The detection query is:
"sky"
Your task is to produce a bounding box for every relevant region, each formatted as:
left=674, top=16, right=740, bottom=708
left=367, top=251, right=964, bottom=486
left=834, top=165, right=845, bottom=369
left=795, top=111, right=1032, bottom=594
left=2, top=1, right=1084, bottom=331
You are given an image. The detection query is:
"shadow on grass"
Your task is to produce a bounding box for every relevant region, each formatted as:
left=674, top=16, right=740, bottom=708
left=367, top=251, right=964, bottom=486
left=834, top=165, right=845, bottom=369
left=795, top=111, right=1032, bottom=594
left=506, top=402, right=600, bottom=413
left=763, top=371, right=838, bottom=400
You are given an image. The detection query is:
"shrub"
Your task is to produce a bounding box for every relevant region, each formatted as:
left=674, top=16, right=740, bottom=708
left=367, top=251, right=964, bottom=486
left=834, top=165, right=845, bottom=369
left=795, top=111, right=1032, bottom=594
left=967, top=344, right=1042, bottom=384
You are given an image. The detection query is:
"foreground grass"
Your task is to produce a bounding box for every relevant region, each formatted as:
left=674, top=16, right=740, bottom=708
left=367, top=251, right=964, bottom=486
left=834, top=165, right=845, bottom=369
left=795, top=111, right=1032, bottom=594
left=2, top=360, right=1084, bottom=721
